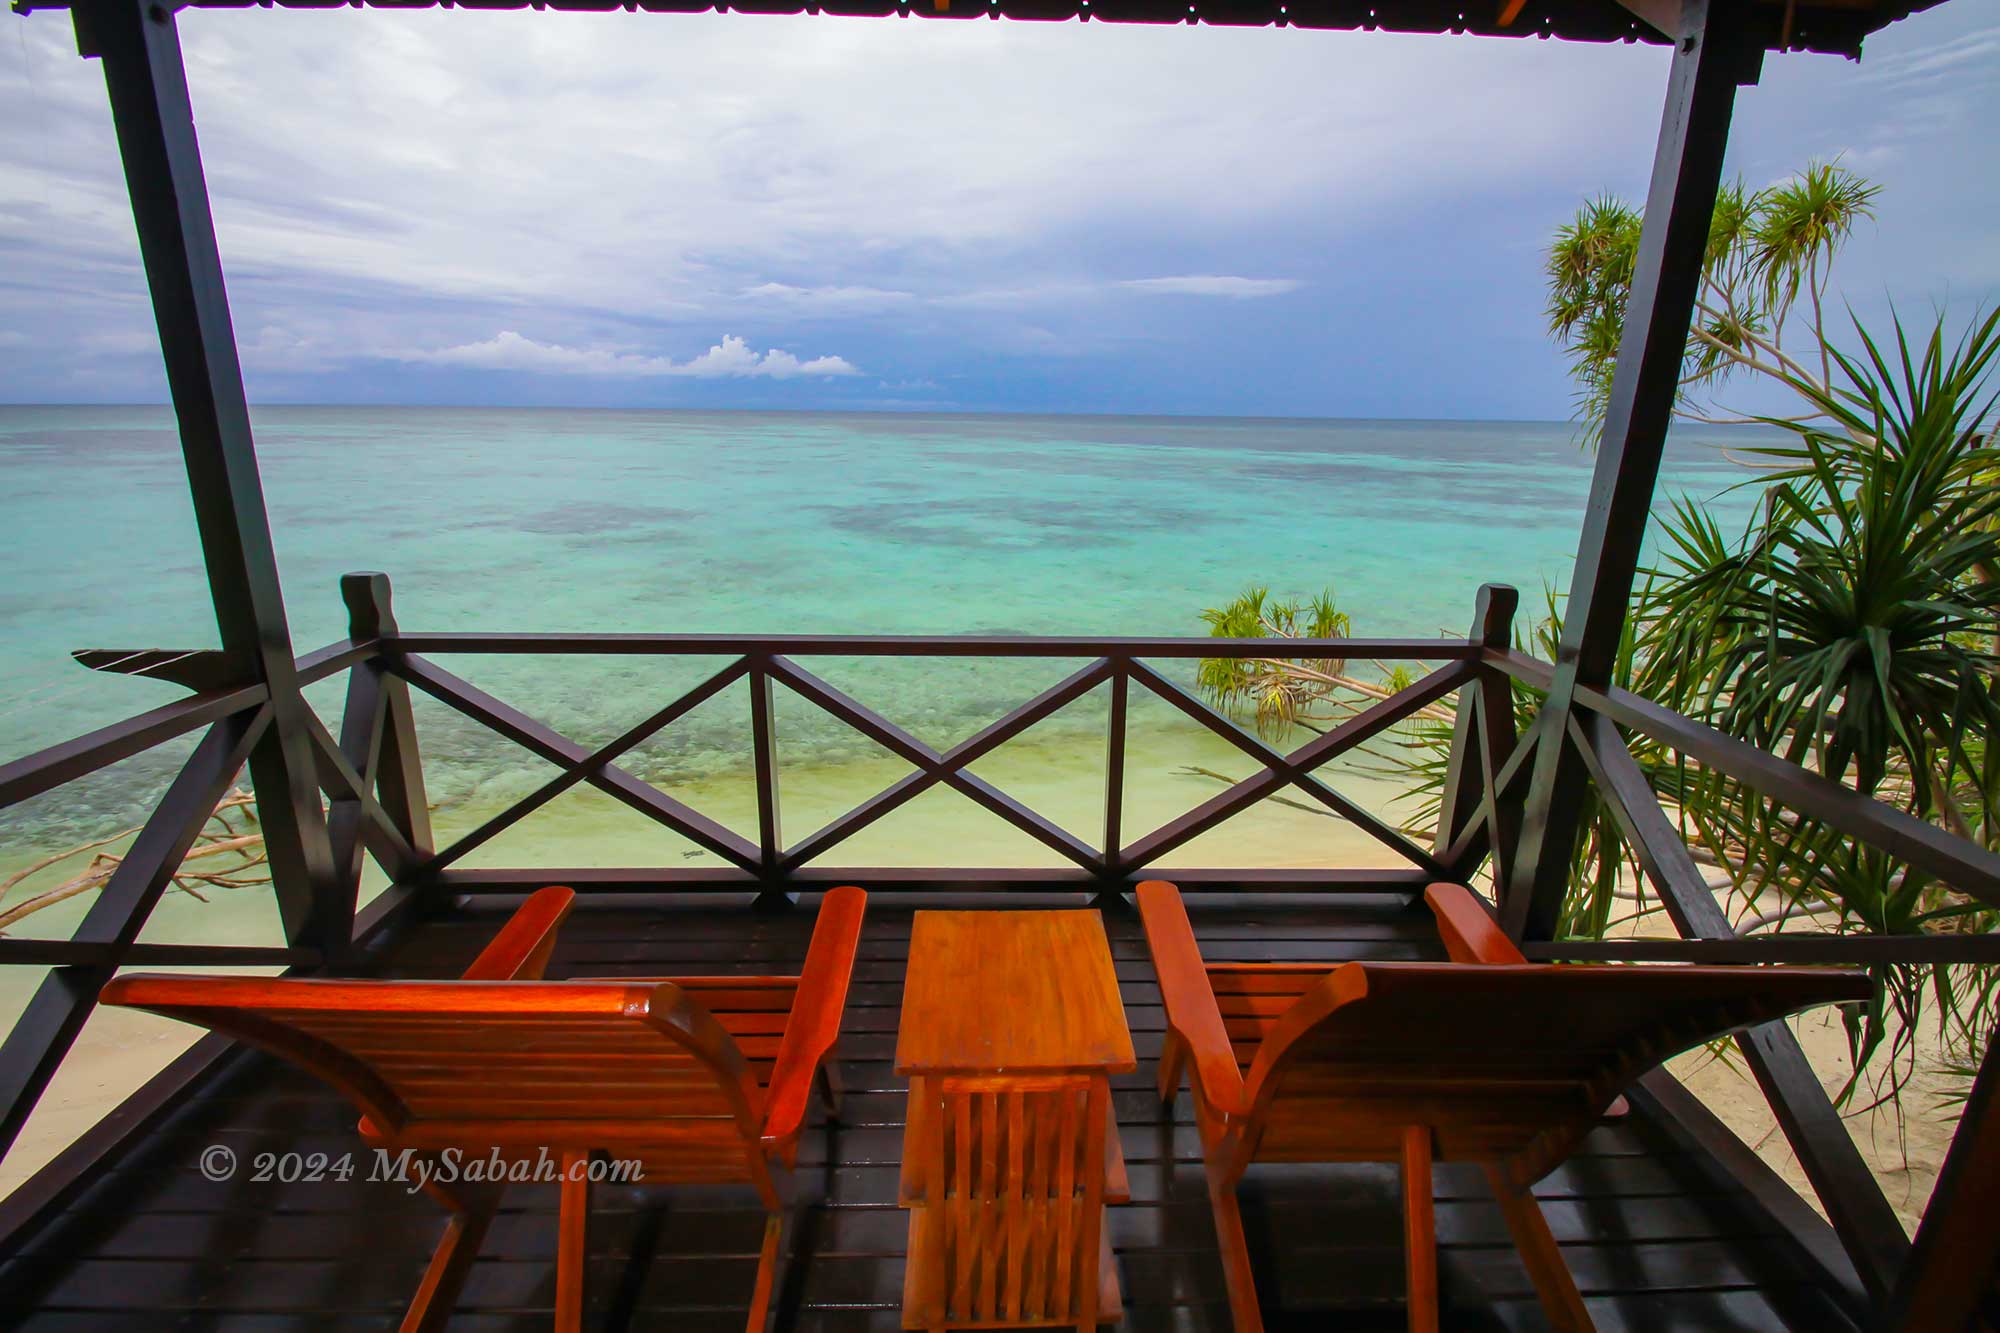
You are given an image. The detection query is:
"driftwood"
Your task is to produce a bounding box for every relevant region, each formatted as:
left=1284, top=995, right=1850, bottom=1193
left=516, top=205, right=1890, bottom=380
left=0, top=789, right=270, bottom=935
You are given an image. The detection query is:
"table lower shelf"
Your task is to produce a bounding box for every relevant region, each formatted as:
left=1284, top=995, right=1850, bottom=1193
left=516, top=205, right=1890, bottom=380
left=900, top=1201, right=1123, bottom=1330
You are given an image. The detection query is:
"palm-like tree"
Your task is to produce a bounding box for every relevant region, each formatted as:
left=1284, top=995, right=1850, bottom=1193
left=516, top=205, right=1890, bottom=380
left=1547, top=162, right=1879, bottom=440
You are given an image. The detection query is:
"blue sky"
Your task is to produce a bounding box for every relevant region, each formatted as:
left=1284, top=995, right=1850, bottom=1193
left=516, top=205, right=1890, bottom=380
left=1, top=2, right=1994, bottom=418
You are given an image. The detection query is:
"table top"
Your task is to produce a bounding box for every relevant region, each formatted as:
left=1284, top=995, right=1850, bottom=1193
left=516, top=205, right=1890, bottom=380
left=896, top=909, right=1137, bottom=1076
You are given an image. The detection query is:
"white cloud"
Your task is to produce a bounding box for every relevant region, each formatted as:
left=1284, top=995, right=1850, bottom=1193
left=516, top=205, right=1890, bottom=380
left=675, top=334, right=859, bottom=378
left=1119, top=276, right=1302, bottom=299
left=399, top=331, right=858, bottom=379
left=78, top=330, right=165, bottom=356
left=742, top=282, right=918, bottom=312
left=3, top=0, right=1994, bottom=408
left=237, top=323, right=352, bottom=374
left=1859, top=29, right=2000, bottom=87
left=0, top=7, right=1675, bottom=335
left=933, top=281, right=1095, bottom=311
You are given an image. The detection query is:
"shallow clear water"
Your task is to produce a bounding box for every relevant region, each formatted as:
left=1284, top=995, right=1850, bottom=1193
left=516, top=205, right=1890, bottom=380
left=0, top=406, right=1759, bottom=849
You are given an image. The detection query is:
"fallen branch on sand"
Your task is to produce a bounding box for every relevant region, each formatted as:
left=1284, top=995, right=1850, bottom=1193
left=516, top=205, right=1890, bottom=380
left=0, top=789, right=270, bottom=935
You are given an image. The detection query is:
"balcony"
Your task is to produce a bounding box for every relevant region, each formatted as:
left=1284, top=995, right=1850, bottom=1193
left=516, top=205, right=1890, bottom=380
left=2, top=587, right=1992, bottom=1329
left=1, top=894, right=1858, bottom=1331
left=3, top=0, right=1994, bottom=1326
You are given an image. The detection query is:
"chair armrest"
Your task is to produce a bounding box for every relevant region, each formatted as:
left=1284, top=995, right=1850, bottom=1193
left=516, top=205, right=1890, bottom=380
left=762, top=886, right=868, bottom=1149
left=1136, top=880, right=1244, bottom=1117
left=1424, top=883, right=1525, bottom=965
left=459, top=886, right=576, bottom=980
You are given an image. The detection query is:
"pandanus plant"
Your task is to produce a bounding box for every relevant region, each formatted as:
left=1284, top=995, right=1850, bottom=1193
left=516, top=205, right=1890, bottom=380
left=1643, top=309, right=2000, bottom=1101
left=1549, top=160, right=2000, bottom=1104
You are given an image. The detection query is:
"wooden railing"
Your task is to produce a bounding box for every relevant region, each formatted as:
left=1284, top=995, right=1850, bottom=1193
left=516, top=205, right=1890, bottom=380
left=0, top=572, right=1472, bottom=1237
left=387, top=630, right=1472, bottom=896
left=1473, top=640, right=2000, bottom=1323
left=4, top=571, right=2000, bottom=1326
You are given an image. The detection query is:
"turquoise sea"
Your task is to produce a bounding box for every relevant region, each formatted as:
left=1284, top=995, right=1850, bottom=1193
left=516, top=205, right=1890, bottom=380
left=0, top=406, right=1762, bottom=872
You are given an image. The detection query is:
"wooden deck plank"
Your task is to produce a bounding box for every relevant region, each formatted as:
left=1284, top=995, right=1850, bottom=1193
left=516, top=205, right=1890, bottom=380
left=1, top=895, right=1830, bottom=1330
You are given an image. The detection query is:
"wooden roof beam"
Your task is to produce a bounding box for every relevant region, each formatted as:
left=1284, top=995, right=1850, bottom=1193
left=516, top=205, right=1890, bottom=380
left=1611, top=0, right=1685, bottom=39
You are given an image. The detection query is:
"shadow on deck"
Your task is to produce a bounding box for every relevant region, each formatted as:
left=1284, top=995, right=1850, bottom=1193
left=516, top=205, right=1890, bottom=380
left=0, top=894, right=1849, bottom=1331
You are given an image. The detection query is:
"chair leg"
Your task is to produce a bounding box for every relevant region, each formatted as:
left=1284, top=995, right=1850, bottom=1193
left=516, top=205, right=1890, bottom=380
left=1485, top=1166, right=1595, bottom=1333
left=1401, top=1127, right=1439, bottom=1333
left=557, top=1149, right=592, bottom=1333
left=1203, top=1168, right=1265, bottom=1333
left=1158, top=1030, right=1187, bottom=1107
left=747, top=1206, right=797, bottom=1333
left=400, top=1179, right=501, bottom=1333
left=816, top=1060, right=844, bottom=1121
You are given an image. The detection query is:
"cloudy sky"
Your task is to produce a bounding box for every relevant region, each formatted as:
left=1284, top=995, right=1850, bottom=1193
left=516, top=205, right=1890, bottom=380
left=1, top=2, right=1994, bottom=417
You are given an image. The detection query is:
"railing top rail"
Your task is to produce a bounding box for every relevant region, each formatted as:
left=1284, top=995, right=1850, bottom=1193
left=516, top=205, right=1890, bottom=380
left=1481, top=647, right=1554, bottom=690
left=1484, top=646, right=2000, bottom=914
left=1523, top=934, right=2000, bottom=965
left=0, top=636, right=373, bottom=815
left=296, top=636, right=378, bottom=687
left=383, top=632, right=1476, bottom=659
left=0, top=631, right=1464, bottom=817
left=0, top=683, right=267, bottom=813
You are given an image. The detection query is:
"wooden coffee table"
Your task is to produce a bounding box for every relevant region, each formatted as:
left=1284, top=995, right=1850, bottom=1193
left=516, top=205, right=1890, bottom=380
left=896, top=909, right=1136, bottom=1331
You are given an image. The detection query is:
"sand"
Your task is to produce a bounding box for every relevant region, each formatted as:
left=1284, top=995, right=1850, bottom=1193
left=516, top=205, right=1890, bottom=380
left=1668, top=1009, right=1960, bottom=1236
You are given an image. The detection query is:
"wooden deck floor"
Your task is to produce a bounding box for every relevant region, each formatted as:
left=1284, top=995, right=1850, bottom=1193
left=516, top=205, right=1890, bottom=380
left=0, top=892, right=1854, bottom=1331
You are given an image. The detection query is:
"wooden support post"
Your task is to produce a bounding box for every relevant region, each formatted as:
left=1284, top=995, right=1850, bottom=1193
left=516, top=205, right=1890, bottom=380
left=1475, top=655, right=1523, bottom=907
left=749, top=658, right=795, bottom=909
left=1092, top=666, right=1131, bottom=910
left=332, top=574, right=432, bottom=926
left=344, top=574, right=433, bottom=855
left=1508, top=0, right=1762, bottom=941
left=326, top=666, right=386, bottom=927
left=1882, top=1020, right=2000, bottom=1330
left=75, top=0, right=340, bottom=954
left=1434, top=585, right=1518, bottom=880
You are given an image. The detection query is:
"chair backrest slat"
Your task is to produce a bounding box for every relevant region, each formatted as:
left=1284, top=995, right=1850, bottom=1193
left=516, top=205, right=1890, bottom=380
left=99, top=976, right=767, bottom=1146
left=1243, top=959, right=1870, bottom=1182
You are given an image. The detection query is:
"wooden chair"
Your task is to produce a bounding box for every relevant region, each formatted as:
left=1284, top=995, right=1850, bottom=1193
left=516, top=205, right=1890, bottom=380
left=100, top=883, right=868, bottom=1333
left=1136, top=878, right=1870, bottom=1333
